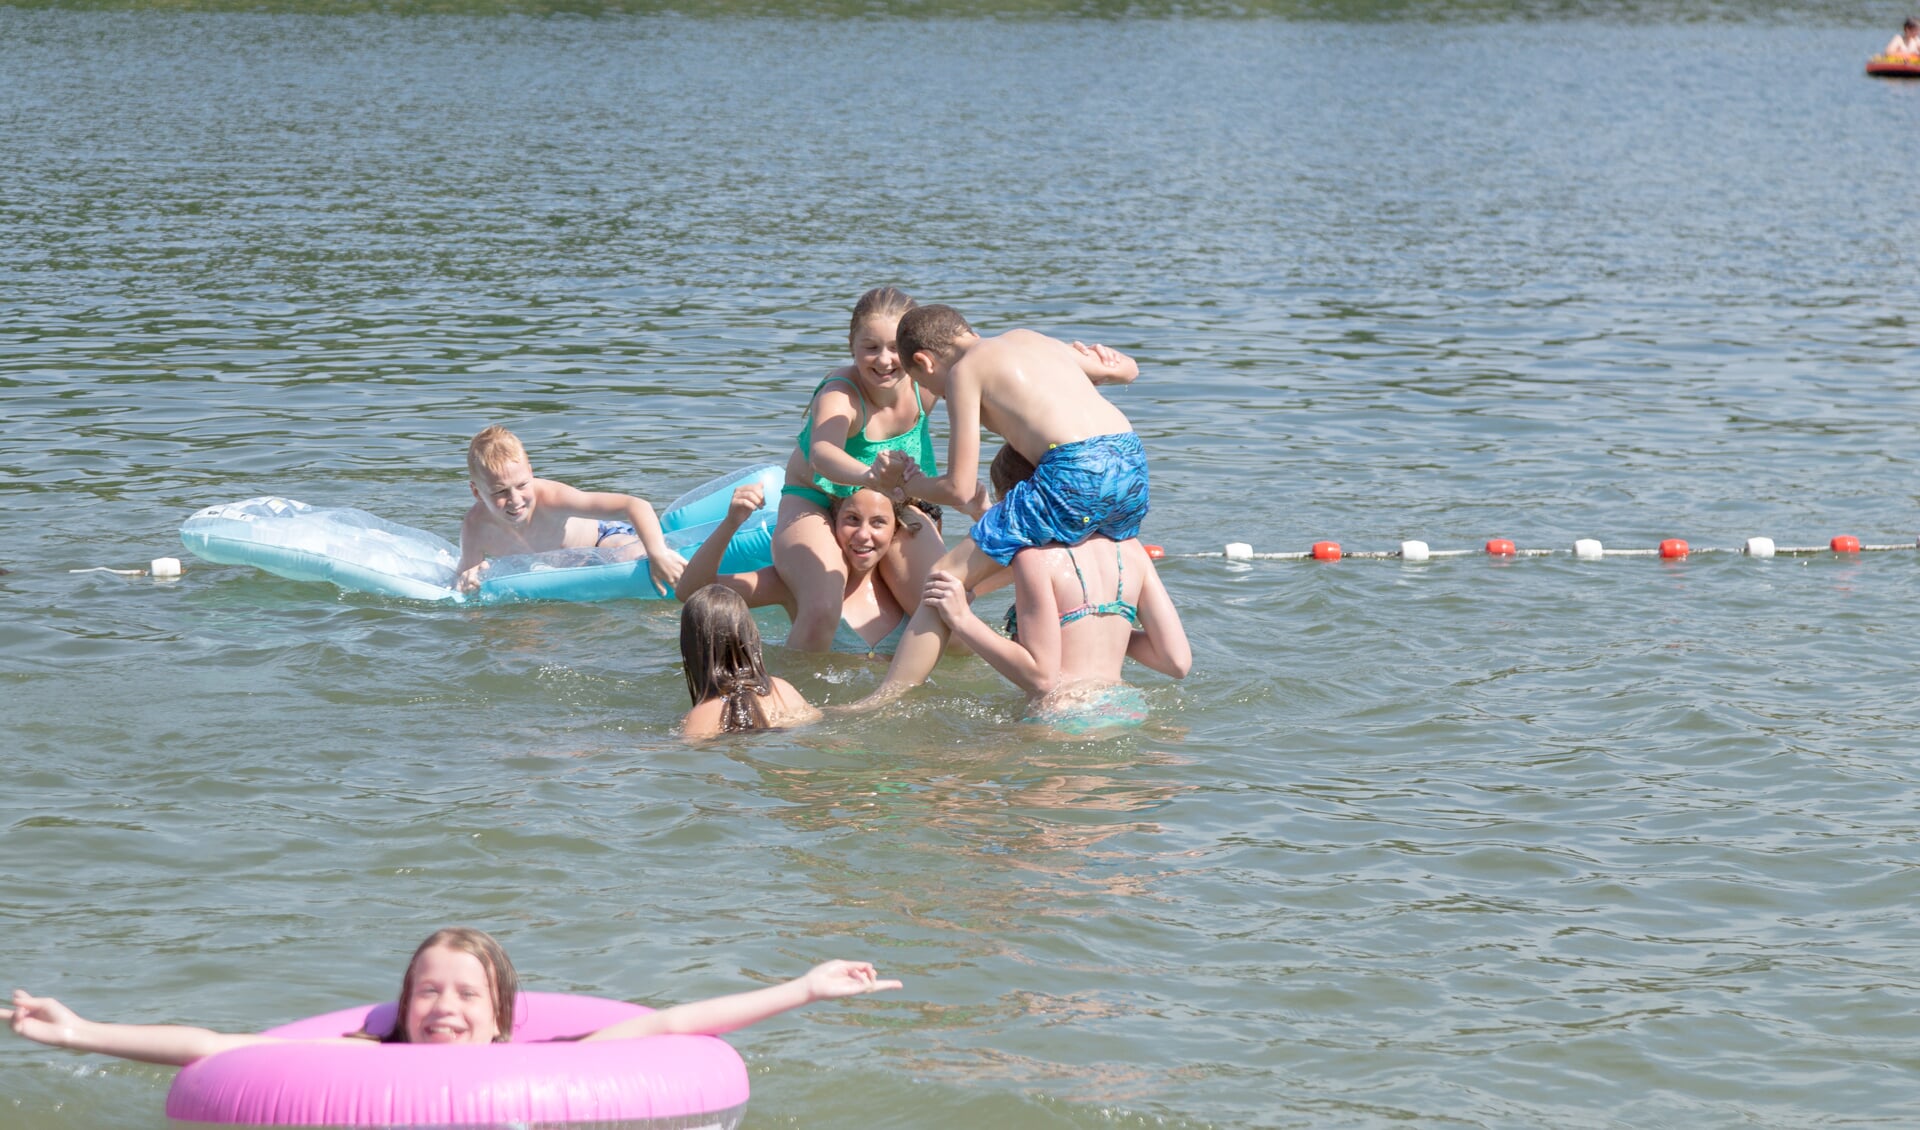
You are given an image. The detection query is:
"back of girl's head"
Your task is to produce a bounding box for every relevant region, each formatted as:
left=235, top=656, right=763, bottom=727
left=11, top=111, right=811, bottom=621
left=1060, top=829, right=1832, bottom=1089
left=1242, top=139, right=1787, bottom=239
left=896, top=305, right=974, bottom=371
left=990, top=444, right=1038, bottom=502
left=387, top=926, right=517, bottom=1044
left=467, top=425, right=528, bottom=480
left=680, top=585, right=772, bottom=732
left=850, top=286, right=915, bottom=338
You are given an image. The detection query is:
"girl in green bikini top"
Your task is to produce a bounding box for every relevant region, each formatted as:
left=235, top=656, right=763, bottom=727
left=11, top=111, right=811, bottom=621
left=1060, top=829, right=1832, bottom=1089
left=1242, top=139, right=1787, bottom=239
left=787, top=371, right=938, bottom=511
left=772, top=287, right=948, bottom=655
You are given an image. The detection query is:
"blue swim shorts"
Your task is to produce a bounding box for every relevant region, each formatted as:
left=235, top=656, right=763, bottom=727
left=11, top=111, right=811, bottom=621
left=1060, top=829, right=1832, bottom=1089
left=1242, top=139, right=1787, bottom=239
left=596, top=520, right=637, bottom=545
left=971, top=432, right=1150, bottom=565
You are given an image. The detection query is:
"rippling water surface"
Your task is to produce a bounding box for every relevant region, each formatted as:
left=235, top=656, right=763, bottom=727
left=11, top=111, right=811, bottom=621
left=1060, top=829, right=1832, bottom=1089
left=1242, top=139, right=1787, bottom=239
left=4, top=9, right=1920, bottom=1129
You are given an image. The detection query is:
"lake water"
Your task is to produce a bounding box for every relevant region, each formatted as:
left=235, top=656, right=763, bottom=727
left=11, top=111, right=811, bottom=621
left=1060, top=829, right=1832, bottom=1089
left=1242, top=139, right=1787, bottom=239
left=4, top=7, right=1920, bottom=1128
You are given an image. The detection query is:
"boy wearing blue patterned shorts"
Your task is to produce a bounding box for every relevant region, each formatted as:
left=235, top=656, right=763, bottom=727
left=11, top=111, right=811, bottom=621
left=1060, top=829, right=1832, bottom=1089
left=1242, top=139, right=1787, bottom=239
left=855, top=304, right=1145, bottom=706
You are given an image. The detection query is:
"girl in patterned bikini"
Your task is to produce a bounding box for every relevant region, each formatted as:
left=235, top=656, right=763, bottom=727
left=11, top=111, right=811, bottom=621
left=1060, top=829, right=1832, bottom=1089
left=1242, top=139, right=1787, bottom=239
left=918, top=446, right=1190, bottom=717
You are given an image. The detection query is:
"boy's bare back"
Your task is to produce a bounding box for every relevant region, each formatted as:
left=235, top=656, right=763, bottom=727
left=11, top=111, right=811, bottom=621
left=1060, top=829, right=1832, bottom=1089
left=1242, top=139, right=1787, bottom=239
left=957, top=329, right=1136, bottom=461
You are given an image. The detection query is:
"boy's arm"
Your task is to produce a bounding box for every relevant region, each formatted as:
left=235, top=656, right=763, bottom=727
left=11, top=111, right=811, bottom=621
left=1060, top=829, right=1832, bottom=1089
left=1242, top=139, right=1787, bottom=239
left=1126, top=553, right=1191, bottom=679
left=455, top=509, right=490, bottom=592
left=578, top=961, right=900, bottom=1042
left=676, top=484, right=794, bottom=614
left=540, top=481, right=682, bottom=595
left=4, top=991, right=281, bottom=1067
left=903, top=363, right=983, bottom=513
left=1070, top=340, right=1139, bottom=385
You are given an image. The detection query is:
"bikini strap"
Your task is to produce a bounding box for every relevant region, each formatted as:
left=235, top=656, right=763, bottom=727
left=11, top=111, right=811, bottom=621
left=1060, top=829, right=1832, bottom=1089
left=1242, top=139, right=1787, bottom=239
left=1064, top=544, right=1094, bottom=608
left=816, top=373, right=869, bottom=437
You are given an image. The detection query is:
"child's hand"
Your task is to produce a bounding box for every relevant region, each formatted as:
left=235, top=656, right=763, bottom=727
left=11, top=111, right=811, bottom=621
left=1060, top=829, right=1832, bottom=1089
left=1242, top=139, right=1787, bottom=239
left=649, top=548, right=687, bottom=596
left=800, top=961, right=902, bottom=1003
left=921, top=569, right=972, bottom=627
left=867, top=451, right=911, bottom=499
left=1071, top=340, right=1121, bottom=368
left=899, top=464, right=936, bottom=504
left=728, top=483, right=764, bottom=523
left=962, top=480, right=991, bottom=519
left=457, top=562, right=491, bottom=593
left=1070, top=340, right=1138, bottom=384
left=6, top=990, right=81, bottom=1047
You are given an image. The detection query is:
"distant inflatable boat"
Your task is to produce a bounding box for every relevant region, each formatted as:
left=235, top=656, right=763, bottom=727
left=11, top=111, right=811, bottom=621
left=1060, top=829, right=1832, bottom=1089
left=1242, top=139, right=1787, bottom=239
left=1867, top=54, right=1920, bottom=77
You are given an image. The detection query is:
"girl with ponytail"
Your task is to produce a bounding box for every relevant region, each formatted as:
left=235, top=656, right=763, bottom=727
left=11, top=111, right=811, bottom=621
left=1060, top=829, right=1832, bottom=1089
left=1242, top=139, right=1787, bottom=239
left=679, top=585, right=819, bottom=739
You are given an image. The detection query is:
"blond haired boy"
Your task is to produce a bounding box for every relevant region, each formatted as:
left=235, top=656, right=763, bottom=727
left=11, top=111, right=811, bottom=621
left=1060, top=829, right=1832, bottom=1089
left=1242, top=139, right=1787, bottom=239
left=457, top=425, right=684, bottom=595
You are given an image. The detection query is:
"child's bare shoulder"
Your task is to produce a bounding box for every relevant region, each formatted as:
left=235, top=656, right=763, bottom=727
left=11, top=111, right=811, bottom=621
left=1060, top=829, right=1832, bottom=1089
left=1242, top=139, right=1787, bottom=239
left=529, top=475, right=575, bottom=501
left=680, top=699, right=725, bottom=740
left=460, top=502, right=496, bottom=541
left=770, top=678, right=820, bottom=725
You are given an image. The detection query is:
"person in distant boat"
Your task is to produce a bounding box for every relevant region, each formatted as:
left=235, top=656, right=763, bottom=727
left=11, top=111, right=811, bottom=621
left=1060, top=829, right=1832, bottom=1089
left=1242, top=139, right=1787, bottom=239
left=1886, top=17, right=1920, bottom=56
left=917, top=445, right=1190, bottom=722
left=456, top=425, right=683, bottom=595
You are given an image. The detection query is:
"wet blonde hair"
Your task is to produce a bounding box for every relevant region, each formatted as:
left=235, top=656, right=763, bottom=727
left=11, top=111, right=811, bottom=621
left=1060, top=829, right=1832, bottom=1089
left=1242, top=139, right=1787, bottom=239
left=680, top=585, right=774, bottom=734
left=467, top=425, right=528, bottom=481
left=849, top=286, right=916, bottom=341
left=383, top=926, right=518, bottom=1044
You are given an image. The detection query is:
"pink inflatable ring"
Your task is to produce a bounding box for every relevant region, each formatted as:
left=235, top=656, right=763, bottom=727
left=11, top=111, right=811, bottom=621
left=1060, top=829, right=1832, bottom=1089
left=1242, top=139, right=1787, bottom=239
left=165, top=992, right=749, bottom=1127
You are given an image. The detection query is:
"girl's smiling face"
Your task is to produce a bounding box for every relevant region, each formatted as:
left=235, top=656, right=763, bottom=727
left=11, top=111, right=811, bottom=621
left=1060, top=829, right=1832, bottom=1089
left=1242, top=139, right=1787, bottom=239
left=403, top=944, right=501, bottom=1045
left=849, top=315, right=904, bottom=392
left=833, top=490, right=898, bottom=573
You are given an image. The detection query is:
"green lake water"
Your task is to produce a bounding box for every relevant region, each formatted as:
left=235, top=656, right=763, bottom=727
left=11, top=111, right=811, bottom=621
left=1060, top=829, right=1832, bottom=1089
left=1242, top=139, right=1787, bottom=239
left=4, top=7, right=1919, bottom=1128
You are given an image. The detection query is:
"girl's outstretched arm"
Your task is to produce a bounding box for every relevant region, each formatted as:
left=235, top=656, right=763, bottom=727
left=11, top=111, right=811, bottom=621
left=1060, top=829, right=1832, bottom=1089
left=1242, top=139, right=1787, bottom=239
left=5, top=990, right=284, bottom=1067
left=578, top=961, right=900, bottom=1043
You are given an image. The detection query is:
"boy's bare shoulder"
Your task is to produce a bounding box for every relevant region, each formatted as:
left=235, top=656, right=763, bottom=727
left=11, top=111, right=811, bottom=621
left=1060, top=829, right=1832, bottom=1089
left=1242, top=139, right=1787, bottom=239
left=962, top=329, right=1063, bottom=374
left=529, top=475, right=575, bottom=501
left=998, top=327, right=1059, bottom=347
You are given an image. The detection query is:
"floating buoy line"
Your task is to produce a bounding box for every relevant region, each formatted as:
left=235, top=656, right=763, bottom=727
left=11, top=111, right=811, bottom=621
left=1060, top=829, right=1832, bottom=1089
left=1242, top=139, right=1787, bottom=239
left=64, top=538, right=1916, bottom=588
left=1148, top=535, right=1919, bottom=563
